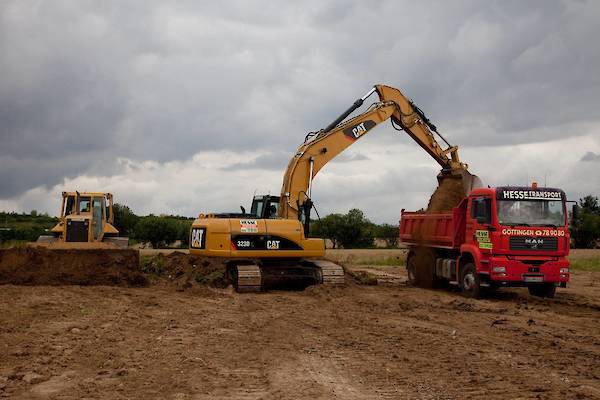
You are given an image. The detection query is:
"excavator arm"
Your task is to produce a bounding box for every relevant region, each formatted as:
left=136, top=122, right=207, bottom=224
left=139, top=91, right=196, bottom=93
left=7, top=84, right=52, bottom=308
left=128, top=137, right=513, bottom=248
left=279, top=84, right=478, bottom=226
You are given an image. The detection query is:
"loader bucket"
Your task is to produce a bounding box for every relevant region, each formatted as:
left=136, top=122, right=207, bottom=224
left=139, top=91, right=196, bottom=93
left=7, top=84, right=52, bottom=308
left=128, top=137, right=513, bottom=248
left=427, top=168, right=483, bottom=212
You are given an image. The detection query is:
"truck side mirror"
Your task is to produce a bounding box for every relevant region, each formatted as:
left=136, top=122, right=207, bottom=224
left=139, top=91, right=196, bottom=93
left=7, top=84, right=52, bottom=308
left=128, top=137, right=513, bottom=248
left=572, top=204, right=579, bottom=221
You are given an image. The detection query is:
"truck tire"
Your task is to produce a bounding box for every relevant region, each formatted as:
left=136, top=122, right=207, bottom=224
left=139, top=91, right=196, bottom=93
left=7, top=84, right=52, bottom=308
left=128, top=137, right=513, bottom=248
left=528, top=283, right=556, bottom=298
left=406, top=255, right=417, bottom=286
left=460, top=263, right=481, bottom=299
left=407, top=250, right=436, bottom=288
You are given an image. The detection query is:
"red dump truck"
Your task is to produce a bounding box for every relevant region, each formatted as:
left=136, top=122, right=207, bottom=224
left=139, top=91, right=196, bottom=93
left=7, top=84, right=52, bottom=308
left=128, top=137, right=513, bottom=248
left=400, top=184, right=572, bottom=298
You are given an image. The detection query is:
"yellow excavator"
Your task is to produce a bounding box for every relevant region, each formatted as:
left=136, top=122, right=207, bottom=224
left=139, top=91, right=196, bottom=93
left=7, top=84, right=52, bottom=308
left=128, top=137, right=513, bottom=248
left=189, top=84, right=480, bottom=291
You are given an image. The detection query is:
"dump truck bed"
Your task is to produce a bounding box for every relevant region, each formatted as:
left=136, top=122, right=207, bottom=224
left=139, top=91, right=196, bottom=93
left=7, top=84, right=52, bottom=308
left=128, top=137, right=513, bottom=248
left=399, top=207, right=466, bottom=249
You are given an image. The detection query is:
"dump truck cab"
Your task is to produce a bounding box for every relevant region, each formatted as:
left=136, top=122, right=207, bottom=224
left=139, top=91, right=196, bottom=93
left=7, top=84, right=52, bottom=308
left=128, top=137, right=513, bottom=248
left=463, top=185, right=570, bottom=289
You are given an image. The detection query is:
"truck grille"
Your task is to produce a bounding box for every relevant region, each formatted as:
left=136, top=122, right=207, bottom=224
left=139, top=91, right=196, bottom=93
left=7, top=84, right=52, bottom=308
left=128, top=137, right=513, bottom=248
left=66, top=220, right=89, bottom=242
left=509, top=236, right=558, bottom=251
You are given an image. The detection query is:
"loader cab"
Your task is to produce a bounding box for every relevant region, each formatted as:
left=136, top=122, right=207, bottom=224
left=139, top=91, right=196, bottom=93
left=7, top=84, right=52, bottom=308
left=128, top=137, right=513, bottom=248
left=250, top=195, right=280, bottom=219
left=60, top=192, right=112, bottom=242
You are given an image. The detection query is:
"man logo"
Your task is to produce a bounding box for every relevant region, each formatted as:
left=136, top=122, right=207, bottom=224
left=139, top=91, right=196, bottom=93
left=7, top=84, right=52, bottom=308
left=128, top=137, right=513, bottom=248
left=525, top=238, right=543, bottom=249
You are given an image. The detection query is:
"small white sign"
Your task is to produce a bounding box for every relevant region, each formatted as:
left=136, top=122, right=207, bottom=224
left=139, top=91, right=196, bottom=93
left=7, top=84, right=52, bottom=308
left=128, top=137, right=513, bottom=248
left=240, top=219, right=258, bottom=233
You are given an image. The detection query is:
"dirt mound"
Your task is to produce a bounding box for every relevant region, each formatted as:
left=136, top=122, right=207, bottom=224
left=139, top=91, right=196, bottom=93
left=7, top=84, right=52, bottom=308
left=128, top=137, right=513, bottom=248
left=0, top=247, right=146, bottom=286
left=427, top=175, right=466, bottom=212
left=140, top=251, right=228, bottom=289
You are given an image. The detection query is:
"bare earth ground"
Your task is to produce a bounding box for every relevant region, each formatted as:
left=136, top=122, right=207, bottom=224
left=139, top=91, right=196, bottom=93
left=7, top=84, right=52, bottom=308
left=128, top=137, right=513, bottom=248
left=1, top=250, right=600, bottom=399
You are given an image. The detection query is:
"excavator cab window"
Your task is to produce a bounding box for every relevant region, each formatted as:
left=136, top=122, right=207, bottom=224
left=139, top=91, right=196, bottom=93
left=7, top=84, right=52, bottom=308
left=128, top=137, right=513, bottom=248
left=265, top=200, right=279, bottom=219
left=250, top=195, right=280, bottom=218
left=250, top=198, right=264, bottom=217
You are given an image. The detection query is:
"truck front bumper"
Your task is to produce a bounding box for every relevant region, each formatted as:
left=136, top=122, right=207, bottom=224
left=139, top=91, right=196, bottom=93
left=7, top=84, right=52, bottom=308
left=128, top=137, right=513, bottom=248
left=486, top=257, right=570, bottom=285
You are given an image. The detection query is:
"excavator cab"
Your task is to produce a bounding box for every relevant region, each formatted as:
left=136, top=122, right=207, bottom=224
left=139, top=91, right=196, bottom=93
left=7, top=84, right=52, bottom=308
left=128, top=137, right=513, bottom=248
left=250, top=195, right=280, bottom=219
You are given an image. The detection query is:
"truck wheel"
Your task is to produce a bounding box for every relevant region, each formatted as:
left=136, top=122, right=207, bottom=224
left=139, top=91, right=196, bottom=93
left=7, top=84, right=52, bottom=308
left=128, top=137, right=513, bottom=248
left=407, top=250, right=436, bottom=288
left=460, top=263, right=481, bottom=299
left=406, top=255, right=417, bottom=286
left=528, top=283, right=556, bottom=298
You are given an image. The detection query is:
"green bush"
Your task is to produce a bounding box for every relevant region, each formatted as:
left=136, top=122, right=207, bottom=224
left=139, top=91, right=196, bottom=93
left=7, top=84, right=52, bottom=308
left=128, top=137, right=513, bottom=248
left=134, top=216, right=180, bottom=248
left=373, top=223, right=399, bottom=248
left=571, top=195, right=600, bottom=248
left=112, top=203, right=140, bottom=237
left=312, top=209, right=375, bottom=248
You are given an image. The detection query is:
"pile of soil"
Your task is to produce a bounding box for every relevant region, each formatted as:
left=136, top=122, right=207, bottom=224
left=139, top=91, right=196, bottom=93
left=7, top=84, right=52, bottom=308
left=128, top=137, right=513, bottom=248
left=140, top=251, right=228, bottom=289
left=407, top=170, right=475, bottom=288
left=0, top=247, right=146, bottom=286
left=426, top=175, right=467, bottom=212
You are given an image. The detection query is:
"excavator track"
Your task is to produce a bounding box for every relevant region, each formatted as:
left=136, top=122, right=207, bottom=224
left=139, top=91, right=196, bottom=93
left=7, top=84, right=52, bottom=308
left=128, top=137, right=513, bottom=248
left=311, top=260, right=345, bottom=285
left=228, top=260, right=344, bottom=292
left=232, top=263, right=263, bottom=293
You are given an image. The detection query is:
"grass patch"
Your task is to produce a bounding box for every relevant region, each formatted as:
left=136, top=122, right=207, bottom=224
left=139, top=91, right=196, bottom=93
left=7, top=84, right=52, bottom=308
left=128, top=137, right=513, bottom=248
left=0, top=240, right=28, bottom=249
left=570, top=257, right=600, bottom=272
left=194, top=270, right=226, bottom=285
left=359, top=256, right=405, bottom=266
left=140, top=254, right=165, bottom=274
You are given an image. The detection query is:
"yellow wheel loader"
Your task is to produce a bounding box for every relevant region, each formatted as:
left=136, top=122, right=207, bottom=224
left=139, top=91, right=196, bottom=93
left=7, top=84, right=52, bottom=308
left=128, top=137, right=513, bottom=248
left=0, top=192, right=141, bottom=286
left=33, top=191, right=128, bottom=248
left=190, top=84, right=480, bottom=292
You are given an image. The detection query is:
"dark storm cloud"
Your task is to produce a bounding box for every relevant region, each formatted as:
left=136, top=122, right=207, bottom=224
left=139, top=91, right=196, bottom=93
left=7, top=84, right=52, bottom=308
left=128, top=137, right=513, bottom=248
left=581, top=152, right=600, bottom=162
left=1, top=0, right=600, bottom=200
left=221, top=152, right=290, bottom=171
left=336, top=153, right=369, bottom=163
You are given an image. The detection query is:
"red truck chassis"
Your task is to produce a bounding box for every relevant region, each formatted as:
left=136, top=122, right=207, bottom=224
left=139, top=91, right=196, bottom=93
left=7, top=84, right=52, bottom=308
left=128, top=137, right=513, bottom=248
left=400, top=186, right=571, bottom=298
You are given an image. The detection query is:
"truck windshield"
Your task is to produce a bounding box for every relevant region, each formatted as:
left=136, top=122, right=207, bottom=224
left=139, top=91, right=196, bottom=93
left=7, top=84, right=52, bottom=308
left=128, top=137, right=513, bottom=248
left=497, top=200, right=565, bottom=226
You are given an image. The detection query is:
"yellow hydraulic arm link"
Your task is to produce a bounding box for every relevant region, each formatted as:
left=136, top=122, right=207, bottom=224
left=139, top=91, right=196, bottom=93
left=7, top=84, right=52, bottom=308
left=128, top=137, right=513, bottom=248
left=279, top=84, right=468, bottom=221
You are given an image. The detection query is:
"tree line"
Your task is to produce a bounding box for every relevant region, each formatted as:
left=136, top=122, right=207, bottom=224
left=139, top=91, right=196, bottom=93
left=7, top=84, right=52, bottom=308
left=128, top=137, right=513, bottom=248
left=112, top=204, right=192, bottom=248
left=571, top=195, right=600, bottom=248
left=310, top=208, right=398, bottom=248
left=2, top=195, right=599, bottom=249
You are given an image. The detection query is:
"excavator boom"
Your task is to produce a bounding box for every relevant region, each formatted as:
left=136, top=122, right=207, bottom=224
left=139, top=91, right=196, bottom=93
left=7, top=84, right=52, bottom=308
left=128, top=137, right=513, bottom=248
left=279, top=84, right=480, bottom=222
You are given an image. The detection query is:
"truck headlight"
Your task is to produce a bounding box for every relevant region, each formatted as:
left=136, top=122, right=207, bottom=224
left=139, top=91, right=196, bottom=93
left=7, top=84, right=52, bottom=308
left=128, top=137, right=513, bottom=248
left=492, top=266, right=506, bottom=273
left=559, top=268, right=569, bottom=274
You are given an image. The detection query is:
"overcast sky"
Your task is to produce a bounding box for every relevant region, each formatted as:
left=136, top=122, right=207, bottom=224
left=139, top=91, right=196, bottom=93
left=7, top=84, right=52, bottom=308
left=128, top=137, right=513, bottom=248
left=1, top=0, right=599, bottom=223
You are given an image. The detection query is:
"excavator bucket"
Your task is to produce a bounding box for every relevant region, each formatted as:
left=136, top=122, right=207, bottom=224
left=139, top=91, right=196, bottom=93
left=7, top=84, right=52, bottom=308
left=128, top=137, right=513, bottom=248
left=427, top=168, right=482, bottom=212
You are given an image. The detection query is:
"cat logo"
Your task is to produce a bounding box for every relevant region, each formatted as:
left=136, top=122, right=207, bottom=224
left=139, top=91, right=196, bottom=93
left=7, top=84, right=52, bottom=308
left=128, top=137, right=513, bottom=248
left=343, top=120, right=377, bottom=140
left=266, top=240, right=280, bottom=250
left=190, top=228, right=206, bottom=249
